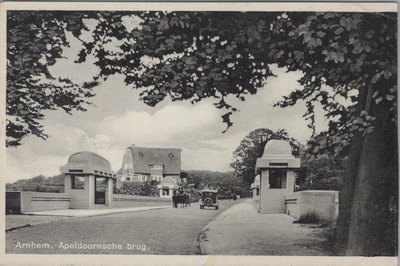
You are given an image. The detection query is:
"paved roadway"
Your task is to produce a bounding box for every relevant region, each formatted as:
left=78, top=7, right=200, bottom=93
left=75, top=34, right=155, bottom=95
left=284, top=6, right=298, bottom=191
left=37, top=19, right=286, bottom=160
left=6, top=200, right=239, bottom=255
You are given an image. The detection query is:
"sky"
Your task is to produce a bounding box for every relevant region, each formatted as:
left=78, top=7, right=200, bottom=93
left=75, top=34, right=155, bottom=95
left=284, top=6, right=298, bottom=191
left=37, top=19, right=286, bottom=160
left=5, top=25, right=331, bottom=183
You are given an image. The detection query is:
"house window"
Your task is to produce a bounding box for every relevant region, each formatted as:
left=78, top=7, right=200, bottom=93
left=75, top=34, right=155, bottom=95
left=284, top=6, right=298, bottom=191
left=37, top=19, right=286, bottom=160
left=71, top=176, right=85, bottom=189
left=269, top=169, right=287, bottom=189
left=151, top=175, right=162, bottom=181
left=256, top=188, right=260, bottom=196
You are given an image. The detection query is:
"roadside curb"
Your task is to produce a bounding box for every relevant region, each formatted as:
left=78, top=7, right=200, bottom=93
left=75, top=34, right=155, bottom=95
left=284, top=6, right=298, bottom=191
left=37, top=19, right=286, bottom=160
left=6, top=224, right=31, bottom=232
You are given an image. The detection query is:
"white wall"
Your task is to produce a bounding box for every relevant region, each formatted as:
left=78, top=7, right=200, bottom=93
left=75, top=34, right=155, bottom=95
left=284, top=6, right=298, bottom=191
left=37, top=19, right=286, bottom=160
left=285, top=190, right=339, bottom=221
left=111, top=194, right=171, bottom=208
left=20, top=192, right=71, bottom=212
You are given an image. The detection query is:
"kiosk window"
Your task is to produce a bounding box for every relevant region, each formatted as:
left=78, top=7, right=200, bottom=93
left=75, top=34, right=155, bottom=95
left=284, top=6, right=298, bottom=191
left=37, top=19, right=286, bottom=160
left=72, top=176, right=85, bottom=189
left=269, top=169, right=287, bottom=188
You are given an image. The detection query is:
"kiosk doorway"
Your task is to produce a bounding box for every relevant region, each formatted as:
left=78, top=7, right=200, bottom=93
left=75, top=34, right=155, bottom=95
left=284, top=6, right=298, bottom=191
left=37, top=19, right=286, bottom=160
left=95, top=177, right=106, bottom=204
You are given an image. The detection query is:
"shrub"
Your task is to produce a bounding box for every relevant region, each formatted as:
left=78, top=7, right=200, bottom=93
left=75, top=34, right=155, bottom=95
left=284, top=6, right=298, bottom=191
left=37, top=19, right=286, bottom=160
left=294, top=211, right=331, bottom=227
left=115, top=181, right=158, bottom=196
left=294, top=212, right=320, bottom=224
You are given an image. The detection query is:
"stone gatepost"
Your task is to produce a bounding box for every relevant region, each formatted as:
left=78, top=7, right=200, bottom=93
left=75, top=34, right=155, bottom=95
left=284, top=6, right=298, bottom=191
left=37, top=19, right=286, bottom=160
left=60, top=151, right=116, bottom=209
left=255, top=140, right=300, bottom=214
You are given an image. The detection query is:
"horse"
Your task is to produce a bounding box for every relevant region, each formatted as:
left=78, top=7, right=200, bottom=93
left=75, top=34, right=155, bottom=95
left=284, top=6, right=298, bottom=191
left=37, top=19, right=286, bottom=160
left=172, top=194, right=190, bottom=208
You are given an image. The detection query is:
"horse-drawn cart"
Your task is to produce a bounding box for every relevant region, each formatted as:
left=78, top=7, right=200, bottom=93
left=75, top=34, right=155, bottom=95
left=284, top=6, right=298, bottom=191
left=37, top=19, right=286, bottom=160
left=172, top=194, right=190, bottom=208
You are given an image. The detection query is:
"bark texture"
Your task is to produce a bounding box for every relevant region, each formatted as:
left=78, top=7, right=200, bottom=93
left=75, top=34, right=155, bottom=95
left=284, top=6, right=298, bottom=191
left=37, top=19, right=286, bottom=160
left=337, top=90, right=398, bottom=255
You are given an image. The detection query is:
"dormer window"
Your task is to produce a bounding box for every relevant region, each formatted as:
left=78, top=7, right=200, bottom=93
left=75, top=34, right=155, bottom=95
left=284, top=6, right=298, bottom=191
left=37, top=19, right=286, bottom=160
left=169, top=153, right=174, bottom=158
left=139, top=152, right=143, bottom=157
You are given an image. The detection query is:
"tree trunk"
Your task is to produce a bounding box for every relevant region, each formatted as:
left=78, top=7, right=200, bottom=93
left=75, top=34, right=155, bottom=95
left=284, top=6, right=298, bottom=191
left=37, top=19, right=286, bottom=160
left=337, top=99, right=398, bottom=255
left=335, top=132, right=363, bottom=254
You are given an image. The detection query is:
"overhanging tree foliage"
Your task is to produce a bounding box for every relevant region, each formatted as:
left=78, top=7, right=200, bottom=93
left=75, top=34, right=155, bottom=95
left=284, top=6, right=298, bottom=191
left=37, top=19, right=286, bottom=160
left=231, top=128, right=300, bottom=184
left=7, top=12, right=98, bottom=147
left=7, top=10, right=397, bottom=255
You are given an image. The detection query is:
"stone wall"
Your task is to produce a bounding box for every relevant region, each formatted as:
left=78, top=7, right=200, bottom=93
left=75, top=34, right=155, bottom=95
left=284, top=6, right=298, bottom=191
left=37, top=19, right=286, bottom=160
left=10, top=191, right=171, bottom=213
left=111, top=194, right=172, bottom=208
left=285, top=190, right=339, bottom=221
left=20, top=191, right=71, bottom=212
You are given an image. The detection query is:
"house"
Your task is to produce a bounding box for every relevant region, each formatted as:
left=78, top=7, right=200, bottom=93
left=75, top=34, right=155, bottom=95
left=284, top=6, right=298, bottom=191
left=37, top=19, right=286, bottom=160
left=119, top=145, right=182, bottom=184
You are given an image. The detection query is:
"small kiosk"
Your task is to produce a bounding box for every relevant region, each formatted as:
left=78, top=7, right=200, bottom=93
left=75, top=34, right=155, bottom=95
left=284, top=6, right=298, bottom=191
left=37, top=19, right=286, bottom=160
left=251, top=175, right=260, bottom=203
left=157, top=176, right=179, bottom=198
left=60, top=151, right=116, bottom=209
left=255, top=140, right=300, bottom=214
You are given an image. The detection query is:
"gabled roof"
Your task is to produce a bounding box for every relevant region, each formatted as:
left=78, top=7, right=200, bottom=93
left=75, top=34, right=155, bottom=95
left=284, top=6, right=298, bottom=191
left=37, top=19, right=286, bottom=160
left=128, top=145, right=181, bottom=175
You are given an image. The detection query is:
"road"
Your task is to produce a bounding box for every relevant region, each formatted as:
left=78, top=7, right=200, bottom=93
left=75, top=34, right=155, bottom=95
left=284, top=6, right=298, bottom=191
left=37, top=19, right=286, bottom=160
left=6, top=200, right=239, bottom=255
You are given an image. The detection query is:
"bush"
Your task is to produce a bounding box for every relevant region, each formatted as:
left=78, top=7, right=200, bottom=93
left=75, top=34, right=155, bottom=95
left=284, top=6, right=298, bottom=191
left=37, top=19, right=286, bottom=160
left=115, top=181, right=158, bottom=196
left=294, top=212, right=320, bottom=224
left=294, top=212, right=331, bottom=227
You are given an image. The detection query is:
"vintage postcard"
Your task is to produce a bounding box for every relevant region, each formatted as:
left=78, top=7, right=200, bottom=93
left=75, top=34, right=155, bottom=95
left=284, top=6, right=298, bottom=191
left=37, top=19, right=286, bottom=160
left=1, top=2, right=398, bottom=265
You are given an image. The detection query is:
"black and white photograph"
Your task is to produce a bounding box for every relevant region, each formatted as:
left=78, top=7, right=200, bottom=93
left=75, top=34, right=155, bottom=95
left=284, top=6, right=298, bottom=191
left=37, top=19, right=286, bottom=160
left=2, top=2, right=398, bottom=265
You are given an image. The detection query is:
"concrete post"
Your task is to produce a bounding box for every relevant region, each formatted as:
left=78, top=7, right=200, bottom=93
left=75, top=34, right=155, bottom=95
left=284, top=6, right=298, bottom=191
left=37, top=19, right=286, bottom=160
left=107, top=178, right=113, bottom=206
left=87, top=175, right=94, bottom=208
left=64, top=175, right=72, bottom=193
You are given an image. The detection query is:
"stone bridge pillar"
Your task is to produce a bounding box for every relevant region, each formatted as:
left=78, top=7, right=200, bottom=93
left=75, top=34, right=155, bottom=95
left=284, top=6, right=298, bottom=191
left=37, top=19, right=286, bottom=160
left=255, top=140, right=300, bottom=214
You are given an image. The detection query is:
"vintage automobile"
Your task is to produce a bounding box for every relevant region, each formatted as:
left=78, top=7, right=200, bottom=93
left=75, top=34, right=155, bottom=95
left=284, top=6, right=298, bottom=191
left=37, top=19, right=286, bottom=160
left=199, top=189, right=219, bottom=210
